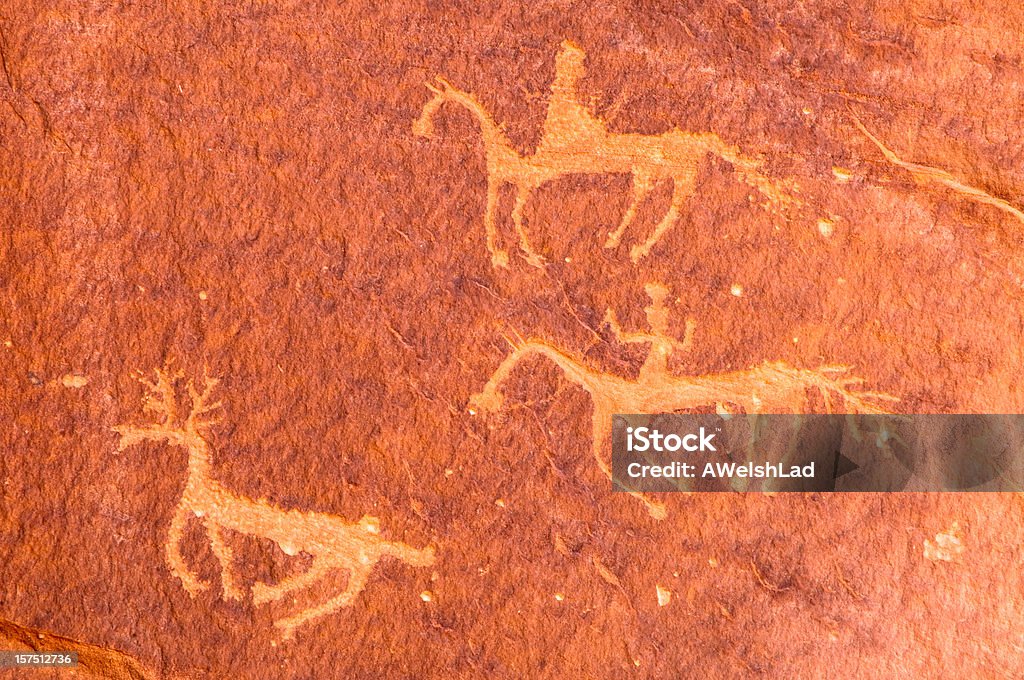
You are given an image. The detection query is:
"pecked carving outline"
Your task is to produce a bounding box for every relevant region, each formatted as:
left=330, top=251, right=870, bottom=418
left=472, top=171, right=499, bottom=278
left=414, top=40, right=801, bottom=268
left=469, top=283, right=897, bottom=518
left=112, top=367, right=436, bottom=640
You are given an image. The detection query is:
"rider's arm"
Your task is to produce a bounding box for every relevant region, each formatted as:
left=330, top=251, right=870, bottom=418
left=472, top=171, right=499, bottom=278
left=603, top=309, right=660, bottom=345
left=604, top=309, right=693, bottom=354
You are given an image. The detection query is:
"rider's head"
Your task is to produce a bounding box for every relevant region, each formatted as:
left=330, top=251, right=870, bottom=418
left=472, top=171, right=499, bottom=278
left=555, top=40, right=586, bottom=82
left=643, top=283, right=671, bottom=334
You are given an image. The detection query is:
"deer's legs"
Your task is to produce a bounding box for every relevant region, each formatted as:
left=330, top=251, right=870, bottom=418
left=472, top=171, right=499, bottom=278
left=165, top=504, right=208, bottom=596
left=484, top=177, right=509, bottom=268
left=252, top=554, right=331, bottom=606
left=274, top=564, right=371, bottom=641
left=630, top=173, right=695, bottom=262
left=606, top=171, right=654, bottom=248
left=511, top=185, right=545, bottom=268
left=203, top=518, right=242, bottom=601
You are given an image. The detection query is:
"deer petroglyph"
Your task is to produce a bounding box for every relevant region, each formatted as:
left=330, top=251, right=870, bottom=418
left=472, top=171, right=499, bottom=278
left=112, top=368, right=436, bottom=640
left=469, top=283, right=897, bottom=518
left=414, top=40, right=801, bottom=268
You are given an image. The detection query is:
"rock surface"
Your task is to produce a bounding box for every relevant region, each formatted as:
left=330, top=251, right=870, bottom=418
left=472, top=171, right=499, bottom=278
left=3, top=1, right=1024, bottom=677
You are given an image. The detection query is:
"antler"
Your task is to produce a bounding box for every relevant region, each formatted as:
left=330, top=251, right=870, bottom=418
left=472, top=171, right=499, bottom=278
left=112, top=364, right=186, bottom=450
left=138, top=365, right=184, bottom=427
left=120, top=364, right=223, bottom=433
left=185, top=371, right=223, bottom=432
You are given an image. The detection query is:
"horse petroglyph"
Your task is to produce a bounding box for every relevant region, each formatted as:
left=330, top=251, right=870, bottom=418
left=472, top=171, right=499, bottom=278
left=113, top=367, right=436, bottom=640
left=469, top=283, right=897, bottom=518
left=414, top=40, right=801, bottom=268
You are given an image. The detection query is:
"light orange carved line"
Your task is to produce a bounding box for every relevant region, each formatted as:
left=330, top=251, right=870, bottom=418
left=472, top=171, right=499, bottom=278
left=853, top=115, right=1024, bottom=225
left=469, top=283, right=897, bottom=519
left=113, top=368, right=436, bottom=641
left=415, top=41, right=801, bottom=268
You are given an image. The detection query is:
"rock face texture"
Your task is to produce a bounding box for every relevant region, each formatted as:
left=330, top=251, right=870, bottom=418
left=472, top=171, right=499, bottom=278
left=3, top=1, right=1024, bottom=677
left=0, top=618, right=157, bottom=680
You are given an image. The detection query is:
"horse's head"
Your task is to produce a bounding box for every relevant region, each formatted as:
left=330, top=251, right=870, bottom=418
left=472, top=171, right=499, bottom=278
left=412, top=77, right=454, bottom=139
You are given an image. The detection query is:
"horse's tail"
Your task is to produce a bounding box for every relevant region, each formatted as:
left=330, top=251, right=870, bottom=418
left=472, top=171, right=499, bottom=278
left=807, top=364, right=900, bottom=415
left=699, top=133, right=802, bottom=211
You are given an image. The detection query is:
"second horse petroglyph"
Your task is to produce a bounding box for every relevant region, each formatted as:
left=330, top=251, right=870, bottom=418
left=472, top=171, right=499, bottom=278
left=415, top=40, right=800, bottom=268
left=113, top=367, right=435, bottom=640
left=469, top=283, right=897, bottom=518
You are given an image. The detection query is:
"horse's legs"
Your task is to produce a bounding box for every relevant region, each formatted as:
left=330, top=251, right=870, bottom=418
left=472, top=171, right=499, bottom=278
left=484, top=177, right=509, bottom=268
left=630, top=173, right=695, bottom=262
left=591, top=406, right=667, bottom=520
left=166, top=503, right=208, bottom=596
left=511, top=185, right=545, bottom=268
left=606, top=171, right=654, bottom=249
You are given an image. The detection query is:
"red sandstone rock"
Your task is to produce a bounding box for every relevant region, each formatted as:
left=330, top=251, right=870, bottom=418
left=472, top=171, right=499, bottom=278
left=3, top=1, right=1024, bottom=677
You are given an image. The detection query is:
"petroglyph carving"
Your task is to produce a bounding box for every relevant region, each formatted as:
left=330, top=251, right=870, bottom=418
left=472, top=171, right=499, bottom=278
left=414, top=40, right=800, bottom=268
left=113, top=367, right=435, bottom=640
left=853, top=115, right=1024, bottom=225
left=923, top=521, right=965, bottom=562
left=469, top=283, right=896, bottom=518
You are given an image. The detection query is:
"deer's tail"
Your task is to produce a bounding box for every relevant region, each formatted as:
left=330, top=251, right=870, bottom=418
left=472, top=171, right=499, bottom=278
left=381, top=542, right=436, bottom=568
